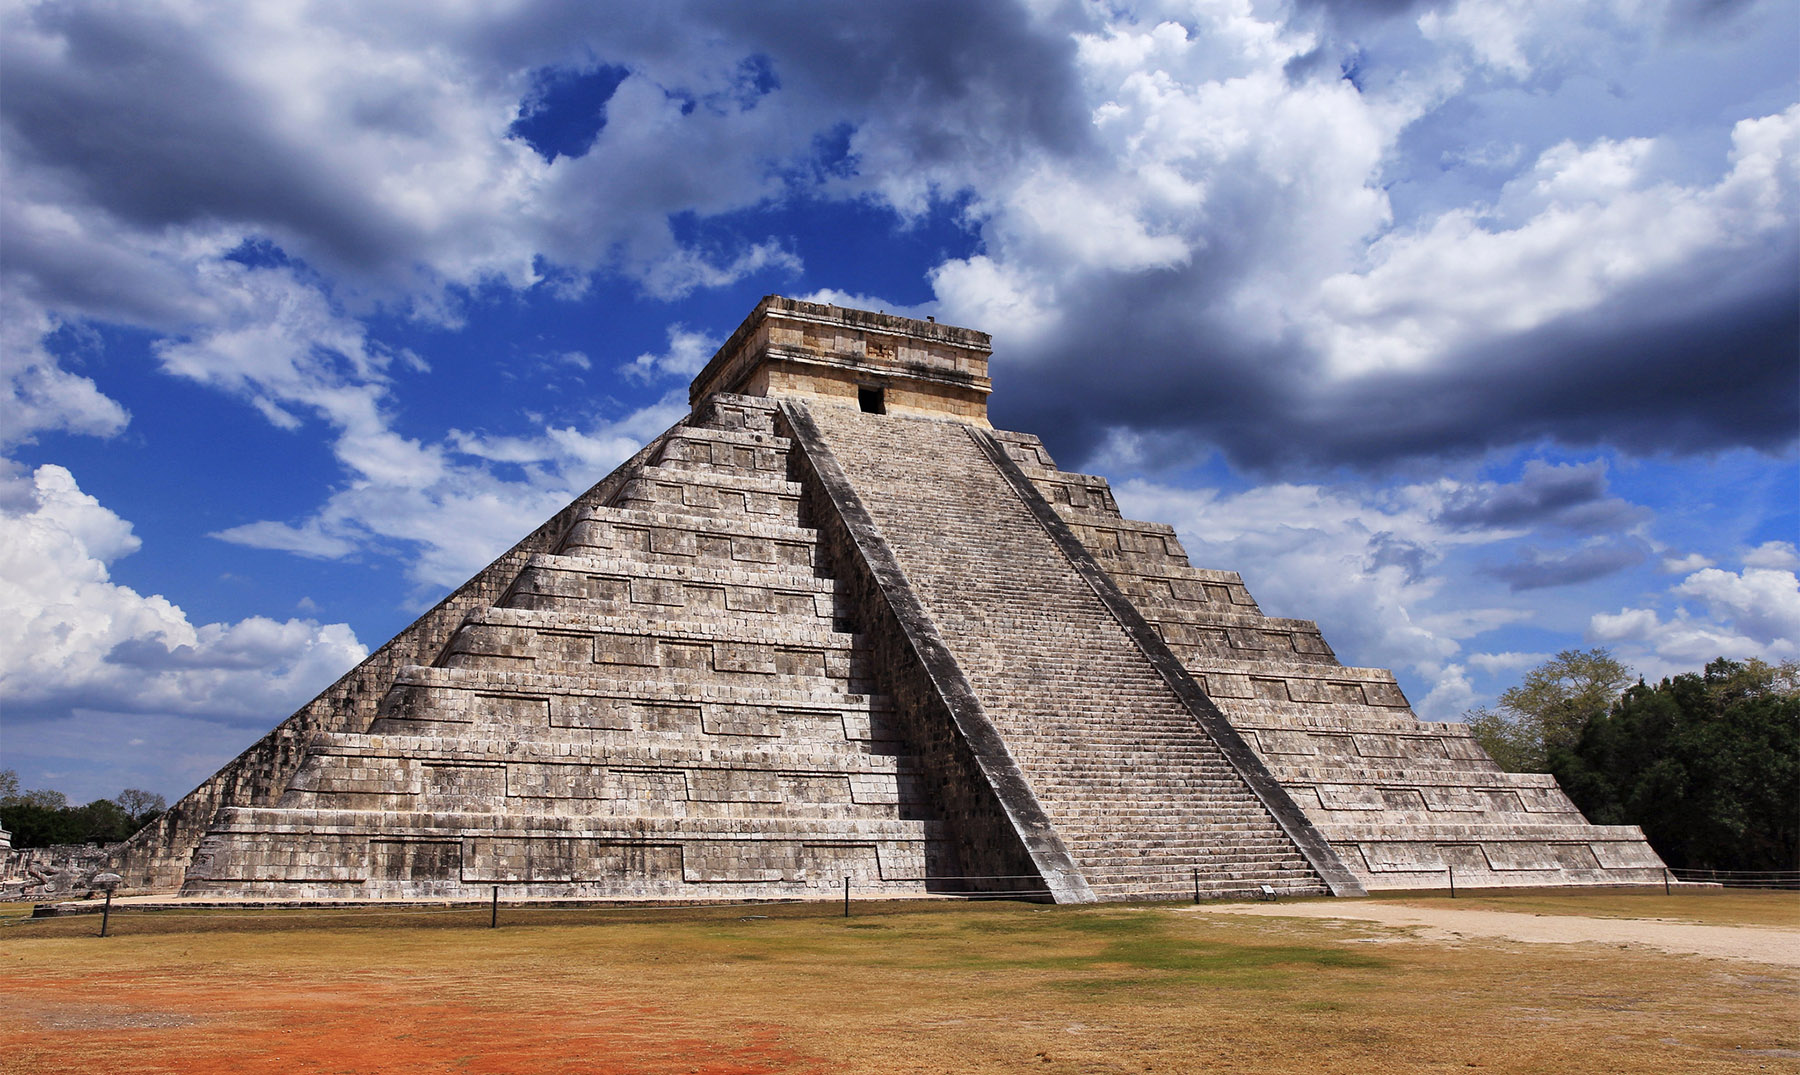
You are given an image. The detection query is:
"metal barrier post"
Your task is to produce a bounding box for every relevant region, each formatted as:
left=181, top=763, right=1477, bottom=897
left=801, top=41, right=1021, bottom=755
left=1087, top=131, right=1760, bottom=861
left=490, top=886, right=499, bottom=928
left=1192, top=868, right=1200, bottom=904
left=94, top=872, right=122, bottom=938
left=843, top=876, right=850, bottom=918
left=1448, top=864, right=1456, bottom=898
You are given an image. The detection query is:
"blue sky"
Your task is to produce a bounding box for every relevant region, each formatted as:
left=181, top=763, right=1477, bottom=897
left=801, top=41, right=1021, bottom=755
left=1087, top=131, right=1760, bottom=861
left=2, top=0, right=1795, bottom=804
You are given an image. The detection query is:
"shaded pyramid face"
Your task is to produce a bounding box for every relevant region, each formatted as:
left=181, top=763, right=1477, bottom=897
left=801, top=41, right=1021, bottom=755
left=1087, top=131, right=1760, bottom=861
left=114, top=297, right=1667, bottom=901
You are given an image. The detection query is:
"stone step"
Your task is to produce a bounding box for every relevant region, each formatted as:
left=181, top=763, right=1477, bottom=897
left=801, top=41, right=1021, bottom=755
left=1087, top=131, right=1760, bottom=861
left=379, top=675, right=890, bottom=740
left=523, top=550, right=833, bottom=592
left=207, top=806, right=939, bottom=841
left=612, top=465, right=804, bottom=524
left=443, top=621, right=867, bottom=682
left=560, top=506, right=821, bottom=570
left=509, top=554, right=839, bottom=621
left=269, top=795, right=926, bottom=822
left=805, top=405, right=1324, bottom=898
left=464, top=606, right=859, bottom=649
left=433, top=653, right=873, bottom=696
left=305, top=731, right=911, bottom=771
left=1321, top=821, right=1654, bottom=842
left=652, top=426, right=793, bottom=476
left=1232, top=712, right=1472, bottom=735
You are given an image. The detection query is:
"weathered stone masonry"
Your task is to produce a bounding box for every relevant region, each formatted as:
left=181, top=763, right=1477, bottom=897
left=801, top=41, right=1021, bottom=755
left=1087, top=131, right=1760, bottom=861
left=108, top=295, right=1666, bottom=900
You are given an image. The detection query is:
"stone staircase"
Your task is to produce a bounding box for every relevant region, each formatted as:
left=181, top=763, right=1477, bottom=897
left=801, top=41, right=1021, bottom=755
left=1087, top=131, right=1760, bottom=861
left=991, top=431, right=1668, bottom=891
left=801, top=405, right=1330, bottom=900
left=182, top=399, right=943, bottom=900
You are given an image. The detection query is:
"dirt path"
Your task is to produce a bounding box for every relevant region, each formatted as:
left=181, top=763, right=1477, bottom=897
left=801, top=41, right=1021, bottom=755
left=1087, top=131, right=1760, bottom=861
left=2, top=971, right=819, bottom=1075
left=1191, top=900, right=1800, bottom=966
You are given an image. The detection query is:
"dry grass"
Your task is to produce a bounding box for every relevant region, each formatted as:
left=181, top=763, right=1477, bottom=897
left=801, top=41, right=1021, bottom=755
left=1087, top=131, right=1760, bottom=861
left=4, top=891, right=1796, bottom=1074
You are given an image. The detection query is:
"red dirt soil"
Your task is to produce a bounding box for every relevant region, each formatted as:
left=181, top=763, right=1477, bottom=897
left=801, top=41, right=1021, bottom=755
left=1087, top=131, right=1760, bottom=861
left=2, top=970, right=824, bottom=1075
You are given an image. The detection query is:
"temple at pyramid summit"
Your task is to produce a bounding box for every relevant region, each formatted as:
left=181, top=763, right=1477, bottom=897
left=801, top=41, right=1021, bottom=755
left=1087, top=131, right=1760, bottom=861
left=111, top=296, right=1668, bottom=902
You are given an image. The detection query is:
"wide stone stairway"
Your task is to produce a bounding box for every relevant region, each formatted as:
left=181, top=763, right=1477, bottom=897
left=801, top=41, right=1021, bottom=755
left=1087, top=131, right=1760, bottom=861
left=992, top=431, right=1668, bottom=891
left=801, top=405, right=1332, bottom=900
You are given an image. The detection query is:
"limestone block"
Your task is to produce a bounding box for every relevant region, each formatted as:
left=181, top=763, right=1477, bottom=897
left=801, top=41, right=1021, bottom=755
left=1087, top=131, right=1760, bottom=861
left=649, top=527, right=698, bottom=557
left=682, top=841, right=794, bottom=882
left=702, top=705, right=781, bottom=738
left=1356, top=841, right=1449, bottom=872
left=549, top=696, right=632, bottom=730
left=781, top=774, right=854, bottom=804
left=687, top=769, right=784, bottom=803
left=731, top=537, right=776, bottom=563
left=462, top=838, right=684, bottom=883
left=1591, top=840, right=1667, bottom=869
left=1361, top=679, right=1410, bottom=707
left=424, top=764, right=506, bottom=810
left=611, top=768, right=689, bottom=799
left=505, top=762, right=606, bottom=799
left=594, top=634, right=658, bottom=667
left=1281, top=677, right=1332, bottom=704
left=800, top=842, right=884, bottom=882
left=1484, top=842, right=1601, bottom=872
left=629, top=578, right=685, bottom=607
left=1514, top=786, right=1580, bottom=813
left=1316, top=784, right=1385, bottom=809
left=1418, top=786, right=1496, bottom=812
left=369, top=839, right=461, bottom=883
left=637, top=704, right=703, bottom=733
left=715, top=642, right=778, bottom=674
left=1204, top=673, right=1253, bottom=698
left=1253, top=730, right=1320, bottom=755
left=847, top=772, right=900, bottom=805
left=661, top=642, right=713, bottom=670
left=839, top=709, right=873, bottom=741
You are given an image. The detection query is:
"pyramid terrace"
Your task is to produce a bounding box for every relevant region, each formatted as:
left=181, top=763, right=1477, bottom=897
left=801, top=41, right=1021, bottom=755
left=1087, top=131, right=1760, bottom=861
left=110, top=296, right=1668, bottom=902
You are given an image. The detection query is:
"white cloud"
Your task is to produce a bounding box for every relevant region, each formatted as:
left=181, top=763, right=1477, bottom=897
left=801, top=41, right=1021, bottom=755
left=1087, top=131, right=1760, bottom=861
left=1113, top=474, right=1516, bottom=718
left=0, top=464, right=366, bottom=722
left=3, top=0, right=1792, bottom=480
left=0, top=294, right=129, bottom=448
left=1315, top=107, right=1800, bottom=374
left=1674, top=566, right=1800, bottom=644
left=1743, top=540, right=1799, bottom=570
left=1588, top=557, right=1800, bottom=674
left=217, top=391, right=689, bottom=593
left=1465, top=650, right=1553, bottom=675
left=625, top=324, right=722, bottom=383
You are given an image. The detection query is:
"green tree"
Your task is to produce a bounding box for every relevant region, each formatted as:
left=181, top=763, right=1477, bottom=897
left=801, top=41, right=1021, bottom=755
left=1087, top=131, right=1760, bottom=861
left=115, top=788, right=166, bottom=825
left=1464, top=648, right=1634, bottom=772
left=0, top=777, right=167, bottom=848
left=1550, top=658, right=1800, bottom=873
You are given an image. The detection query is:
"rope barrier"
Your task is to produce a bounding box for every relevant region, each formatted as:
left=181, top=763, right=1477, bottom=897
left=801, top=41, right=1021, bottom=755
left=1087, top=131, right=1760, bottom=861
left=1667, top=868, right=1800, bottom=889
left=18, top=861, right=1789, bottom=933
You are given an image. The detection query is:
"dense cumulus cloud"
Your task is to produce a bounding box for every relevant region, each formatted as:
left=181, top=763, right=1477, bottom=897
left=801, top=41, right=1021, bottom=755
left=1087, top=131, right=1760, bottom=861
left=6, top=0, right=1793, bottom=467
left=0, top=0, right=1794, bottom=794
left=0, top=463, right=366, bottom=720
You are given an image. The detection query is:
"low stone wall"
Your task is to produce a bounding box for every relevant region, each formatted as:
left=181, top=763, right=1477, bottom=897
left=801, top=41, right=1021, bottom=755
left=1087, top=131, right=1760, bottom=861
left=2, top=843, right=120, bottom=901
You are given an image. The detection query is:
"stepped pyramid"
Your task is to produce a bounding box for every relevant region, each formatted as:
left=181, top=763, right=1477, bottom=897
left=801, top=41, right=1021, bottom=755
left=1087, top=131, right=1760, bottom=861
left=112, top=297, right=1666, bottom=901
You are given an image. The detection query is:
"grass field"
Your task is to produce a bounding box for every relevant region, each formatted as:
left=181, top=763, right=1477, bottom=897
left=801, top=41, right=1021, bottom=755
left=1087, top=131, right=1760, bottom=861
left=4, top=890, right=1796, bottom=1074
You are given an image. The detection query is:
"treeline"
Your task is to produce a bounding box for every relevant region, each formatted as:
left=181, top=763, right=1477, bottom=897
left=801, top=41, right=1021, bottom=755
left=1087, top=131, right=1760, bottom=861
left=1467, top=652, right=1799, bottom=873
left=0, top=770, right=166, bottom=849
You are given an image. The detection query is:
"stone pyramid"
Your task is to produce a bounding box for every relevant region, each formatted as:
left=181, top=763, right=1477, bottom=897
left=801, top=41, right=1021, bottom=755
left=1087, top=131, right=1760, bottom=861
left=112, top=297, right=1666, bottom=901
